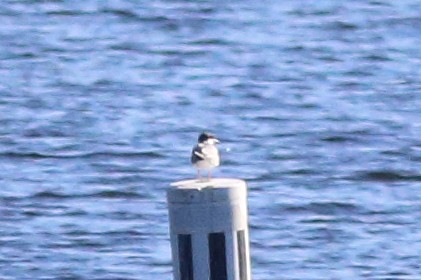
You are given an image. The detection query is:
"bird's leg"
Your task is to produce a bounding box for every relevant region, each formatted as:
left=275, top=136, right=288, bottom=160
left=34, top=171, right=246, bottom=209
left=197, top=170, right=202, bottom=181
left=207, top=170, right=212, bottom=181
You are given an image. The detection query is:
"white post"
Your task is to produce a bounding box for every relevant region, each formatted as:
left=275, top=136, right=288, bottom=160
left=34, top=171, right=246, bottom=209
left=167, top=178, right=251, bottom=280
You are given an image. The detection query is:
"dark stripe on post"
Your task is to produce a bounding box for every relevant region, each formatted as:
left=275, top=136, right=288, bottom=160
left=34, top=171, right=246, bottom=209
left=208, top=232, right=227, bottom=280
left=178, top=234, right=194, bottom=280
left=237, top=230, right=248, bottom=280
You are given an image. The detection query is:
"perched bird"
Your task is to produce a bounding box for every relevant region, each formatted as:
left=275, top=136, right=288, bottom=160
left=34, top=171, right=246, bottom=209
left=191, top=132, right=220, bottom=181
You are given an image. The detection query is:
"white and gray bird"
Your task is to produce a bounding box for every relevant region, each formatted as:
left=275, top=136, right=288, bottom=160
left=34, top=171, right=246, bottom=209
left=191, top=132, right=220, bottom=181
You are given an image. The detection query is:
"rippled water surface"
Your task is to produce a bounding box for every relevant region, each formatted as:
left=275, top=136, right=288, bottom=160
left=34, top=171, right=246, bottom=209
left=1, top=0, right=421, bottom=279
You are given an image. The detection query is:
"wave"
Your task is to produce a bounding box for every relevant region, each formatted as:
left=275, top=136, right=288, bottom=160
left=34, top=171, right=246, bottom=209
left=353, top=170, right=421, bottom=182
left=0, top=151, right=165, bottom=159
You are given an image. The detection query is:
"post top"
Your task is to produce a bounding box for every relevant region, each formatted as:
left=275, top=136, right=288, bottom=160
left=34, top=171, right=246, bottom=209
left=167, top=178, right=247, bottom=204
left=170, top=178, right=245, bottom=189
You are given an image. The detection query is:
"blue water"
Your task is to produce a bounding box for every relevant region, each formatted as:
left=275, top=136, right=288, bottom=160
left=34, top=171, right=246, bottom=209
left=1, top=0, right=421, bottom=279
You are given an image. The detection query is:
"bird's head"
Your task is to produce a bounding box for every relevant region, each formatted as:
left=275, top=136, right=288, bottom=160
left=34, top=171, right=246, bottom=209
left=198, top=132, right=220, bottom=145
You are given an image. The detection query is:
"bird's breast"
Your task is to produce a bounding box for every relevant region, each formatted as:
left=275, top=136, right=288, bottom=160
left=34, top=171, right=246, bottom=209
left=202, top=145, right=220, bottom=166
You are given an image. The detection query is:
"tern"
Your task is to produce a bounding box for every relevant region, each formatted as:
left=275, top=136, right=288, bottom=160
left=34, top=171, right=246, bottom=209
left=191, top=132, right=220, bottom=181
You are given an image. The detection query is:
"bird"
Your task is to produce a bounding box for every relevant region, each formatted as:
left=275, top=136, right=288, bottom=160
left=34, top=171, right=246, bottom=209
left=191, top=132, right=220, bottom=181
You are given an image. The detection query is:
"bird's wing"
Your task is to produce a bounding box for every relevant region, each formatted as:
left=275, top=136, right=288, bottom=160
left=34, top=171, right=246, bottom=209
left=194, top=151, right=205, bottom=159
left=191, top=145, right=205, bottom=163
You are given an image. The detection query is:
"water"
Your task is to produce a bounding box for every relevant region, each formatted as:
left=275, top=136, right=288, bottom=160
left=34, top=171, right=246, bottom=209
left=1, top=0, right=421, bottom=279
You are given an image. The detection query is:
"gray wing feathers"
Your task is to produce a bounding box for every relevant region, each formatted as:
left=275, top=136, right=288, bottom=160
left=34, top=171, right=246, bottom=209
left=191, top=145, right=204, bottom=163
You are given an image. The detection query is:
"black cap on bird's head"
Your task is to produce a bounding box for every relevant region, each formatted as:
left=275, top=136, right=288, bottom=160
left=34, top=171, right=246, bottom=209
left=198, top=132, right=219, bottom=144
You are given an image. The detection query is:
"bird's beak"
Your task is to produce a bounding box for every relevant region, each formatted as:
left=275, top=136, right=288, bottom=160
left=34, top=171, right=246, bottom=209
left=214, top=138, right=220, bottom=144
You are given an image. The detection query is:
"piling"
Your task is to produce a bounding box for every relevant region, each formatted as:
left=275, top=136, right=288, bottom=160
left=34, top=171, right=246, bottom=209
left=167, top=178, right=251, bottom=280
